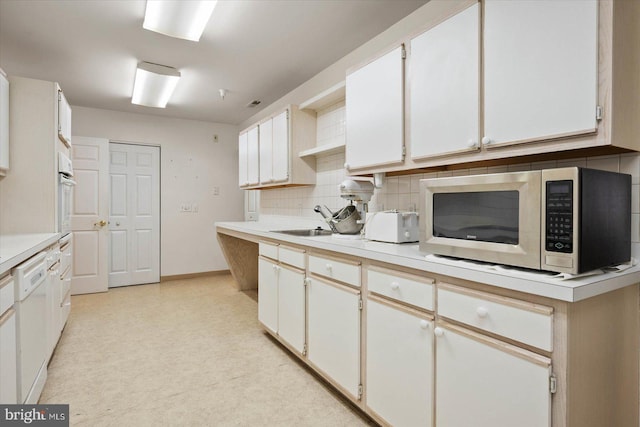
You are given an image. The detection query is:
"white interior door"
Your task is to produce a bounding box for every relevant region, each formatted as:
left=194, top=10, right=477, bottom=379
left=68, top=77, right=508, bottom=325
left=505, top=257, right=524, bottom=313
left=70, top=136, right=109, bottom=295
left=108, top=143, right=160, bottom=287
left=271, top=110, right=289, bottom=182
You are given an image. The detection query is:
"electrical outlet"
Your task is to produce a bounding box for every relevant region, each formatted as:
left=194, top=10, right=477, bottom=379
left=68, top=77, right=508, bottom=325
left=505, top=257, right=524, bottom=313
left=213, top=186, right=220, bottom=196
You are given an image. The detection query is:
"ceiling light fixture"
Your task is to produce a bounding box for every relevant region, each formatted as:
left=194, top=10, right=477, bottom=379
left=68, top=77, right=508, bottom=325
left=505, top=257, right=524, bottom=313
left=131, top=62, right=181, bottom=108
left=143, top=0, right=217, bottom=42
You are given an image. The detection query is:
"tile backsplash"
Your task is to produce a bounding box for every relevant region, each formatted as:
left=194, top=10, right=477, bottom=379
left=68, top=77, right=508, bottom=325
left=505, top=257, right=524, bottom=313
left=259, top=104, right=640, bottom=242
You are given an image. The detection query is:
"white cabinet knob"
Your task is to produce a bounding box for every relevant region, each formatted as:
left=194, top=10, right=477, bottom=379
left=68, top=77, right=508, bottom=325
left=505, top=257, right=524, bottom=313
left=468, top=139, right=478, bottom=148
left=420, top=320, right=429, bottom=329
left=325, top=263, right=332, bottom=271
left=481, top=136, right=492, bottom=145
left=434, top=327, right=444, bottom=337
left=390, top=281, right=400, bottom=290
left=476, top=307, right=488, bottom=318
left=344, top=162, right=350, bottom=170
left=404, top=231, right=410, bottom=238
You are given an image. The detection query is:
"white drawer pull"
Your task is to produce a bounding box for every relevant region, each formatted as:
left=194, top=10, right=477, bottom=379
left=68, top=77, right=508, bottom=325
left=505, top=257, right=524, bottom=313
left=390, top=281, right=400, bottom=290
left=419, top=320, right=429, bottom=329
left=434, top=327, right=444, bottom=337
left=476, top=307, right=488, bottom=318
left=325, top=263, right=332, bottom=271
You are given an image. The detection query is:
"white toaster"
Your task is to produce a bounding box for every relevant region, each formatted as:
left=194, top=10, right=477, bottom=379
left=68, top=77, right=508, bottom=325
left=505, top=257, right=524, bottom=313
left=365, top=211, right=419, bottom=243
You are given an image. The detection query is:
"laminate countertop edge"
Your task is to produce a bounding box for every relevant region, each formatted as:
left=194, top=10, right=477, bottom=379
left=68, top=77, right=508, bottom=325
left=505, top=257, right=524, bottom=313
left=216, top=221, right=640, bottom=303
left=0, top=233, right=61, bottom=276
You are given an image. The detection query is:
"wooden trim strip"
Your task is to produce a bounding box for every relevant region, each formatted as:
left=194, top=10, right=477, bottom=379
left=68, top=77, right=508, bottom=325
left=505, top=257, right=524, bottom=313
left=279, top=245, right=306, bottom=254
left=411, top=144, right=481, bottom=162
left=439, top=320, right=552, bottom=368
left=0, top=307, right=15, bottom=326
left=367, top=264, right=434, bottom=285
left=368, top=293, right=434, bottom=320
left=309, top=274, right=361, bottom=295
left=0, top=274, right=13, bottom=289
left=438, top=282, right=553, bottom=316
left=160, top=270, right=230, bottom=282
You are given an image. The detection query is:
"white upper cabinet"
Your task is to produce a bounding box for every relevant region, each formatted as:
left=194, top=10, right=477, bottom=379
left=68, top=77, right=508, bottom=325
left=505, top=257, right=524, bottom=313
left=271, top=110, right=289, bottom=182
left=258, top=118, right=273, bottom=185
left=238, top=105, right=315, bottom=190
left=238, top=131, right=248, bottom=187
left=483, top=0, right=598, bottom=148
left=238, top=126, right=260, bottom=188
left=345, top=45, right=404, bottom=172
left=409, top=3, right=480, bottom=160
left=0, top=71, right=9, bottom=174
left=246, top=126, right=260, bottom=186
left=57, top=89, right=72, bottom=147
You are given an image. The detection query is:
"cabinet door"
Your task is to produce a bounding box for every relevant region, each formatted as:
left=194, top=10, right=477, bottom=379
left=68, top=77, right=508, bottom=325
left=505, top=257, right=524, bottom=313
left=57, top=89, right=72, bottom=147
left=259, top=118, right=273, bottom=184
left=366, top=298, right=433, bottom=427
left=258, top=257, right=278, bottom=334
left=435, top=323, right=551, bottom=427
left=0, top=310, right=17, bottom=404
left=238, top=131, right=248, bottom=187
left=345, top=46, right=404, bottom=171
left=483, top=0, right=598, bottom=147
left=307, top=277, right=360, bottom=398
left=0, top=73, right=8, bottom=172
left=247, top=126, right=260, bottom=186
left=410, top=3, right=479, bottom=160
left=271, top=110, right=289, bottom=182
left=277, top=265, right=305, bottom=353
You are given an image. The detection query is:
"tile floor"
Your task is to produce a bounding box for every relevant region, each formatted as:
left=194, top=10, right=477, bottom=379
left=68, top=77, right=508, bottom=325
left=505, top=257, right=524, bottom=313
left=40, top=274, right=375, bottom=426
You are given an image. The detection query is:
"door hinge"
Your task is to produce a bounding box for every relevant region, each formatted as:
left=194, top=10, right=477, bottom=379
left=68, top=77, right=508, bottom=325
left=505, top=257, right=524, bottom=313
left=286, top=109, right=290, bottom=120
left=402, top=145, right=406, bottom=160
left=549, top=374, right=557, bottom=394
left=58, top=90, right=62, bottom=101
left=358, top=384, right=363, bottom=400
left=302, top=344, right=307, bottom=356
left=304, top=277, right=310, bottom=287
left=596, top=105, right=603, bottom=121
left=358, top=298, right=363, bottom=310
left=401, top=46, right=407, bottom=59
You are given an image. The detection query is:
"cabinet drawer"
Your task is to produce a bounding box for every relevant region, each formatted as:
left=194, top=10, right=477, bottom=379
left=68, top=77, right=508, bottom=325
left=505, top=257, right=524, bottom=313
left=309, top=254, right=360, bottom=287
left=367, top=266, right=434, bottom=311
left=258, top=241, right=278, bottom=260
left=0, top=274, right=14, bottom=316
left=279, top=245, right=305, bottom=270
left=437, top=283, right=553, bottom=351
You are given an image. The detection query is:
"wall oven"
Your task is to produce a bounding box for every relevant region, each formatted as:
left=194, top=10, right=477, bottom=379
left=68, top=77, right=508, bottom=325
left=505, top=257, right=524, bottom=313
left=58, top=152, right=75, bottom=236
left=419, top=167, right=631, bottom=274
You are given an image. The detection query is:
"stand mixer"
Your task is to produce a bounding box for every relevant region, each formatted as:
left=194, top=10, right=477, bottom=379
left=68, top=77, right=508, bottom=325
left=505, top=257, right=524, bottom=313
left=313, top=179, right=375, bottom=235
left=338, top=179, right=374, bottom=222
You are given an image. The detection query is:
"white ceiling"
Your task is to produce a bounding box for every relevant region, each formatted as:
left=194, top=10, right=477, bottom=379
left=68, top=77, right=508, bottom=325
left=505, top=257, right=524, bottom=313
left=0, top=0, right=427, bottom=125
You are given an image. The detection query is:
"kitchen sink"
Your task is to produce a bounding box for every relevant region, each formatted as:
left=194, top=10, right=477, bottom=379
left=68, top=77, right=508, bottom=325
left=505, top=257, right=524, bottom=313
left=272, top=228, right=333, bottom=237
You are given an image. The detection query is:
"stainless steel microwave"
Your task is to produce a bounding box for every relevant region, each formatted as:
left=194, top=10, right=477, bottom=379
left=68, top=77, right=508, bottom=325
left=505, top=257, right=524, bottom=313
left=419, top=167, right=631, bottom=274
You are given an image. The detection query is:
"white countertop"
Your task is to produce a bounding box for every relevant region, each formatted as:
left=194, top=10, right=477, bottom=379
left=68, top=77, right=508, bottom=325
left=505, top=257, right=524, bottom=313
left=216, top=220, right=640, bottom=303
left=0, top=233, right=61, bottom=276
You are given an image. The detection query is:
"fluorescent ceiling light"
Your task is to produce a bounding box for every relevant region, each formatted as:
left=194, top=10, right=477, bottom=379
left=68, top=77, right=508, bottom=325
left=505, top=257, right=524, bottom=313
left=143, top=0, right=217, bottom=42
left=131, top=62, right=181, bottom=108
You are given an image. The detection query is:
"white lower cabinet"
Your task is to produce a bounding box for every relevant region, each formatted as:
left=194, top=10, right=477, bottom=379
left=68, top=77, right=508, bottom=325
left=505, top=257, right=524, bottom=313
left=258, top=257, right=279, bottom=334
left=366, top=296, right=434, bottom=427
left=435, top=322, right=552, bottom=427
left=258, top=243, right=307, bottom=354
left=307, top=276, right=361, bottom=399
left=277, top=266, right=305, bottom=353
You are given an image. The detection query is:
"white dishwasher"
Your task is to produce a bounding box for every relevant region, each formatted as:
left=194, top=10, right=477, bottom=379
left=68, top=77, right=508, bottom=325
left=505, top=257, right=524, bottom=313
left=13, top=251, right=48, bottom=404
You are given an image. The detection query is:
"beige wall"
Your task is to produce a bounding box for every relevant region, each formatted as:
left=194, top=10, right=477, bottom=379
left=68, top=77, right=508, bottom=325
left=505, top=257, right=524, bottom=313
left=72, top=106, right=243, bottom=277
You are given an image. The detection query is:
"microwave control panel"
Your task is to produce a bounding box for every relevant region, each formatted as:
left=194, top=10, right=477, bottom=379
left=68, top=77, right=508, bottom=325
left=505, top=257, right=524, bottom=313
left=546, top=180, right=574, bottom=253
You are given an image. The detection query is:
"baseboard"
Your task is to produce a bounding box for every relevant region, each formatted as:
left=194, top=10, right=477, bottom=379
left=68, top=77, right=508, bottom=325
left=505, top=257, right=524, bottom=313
left=160, top=270, right=231, bottom=282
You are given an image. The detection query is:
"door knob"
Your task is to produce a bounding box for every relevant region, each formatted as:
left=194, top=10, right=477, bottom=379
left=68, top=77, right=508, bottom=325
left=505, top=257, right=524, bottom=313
left=95, top=220, right=107, bottom=227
